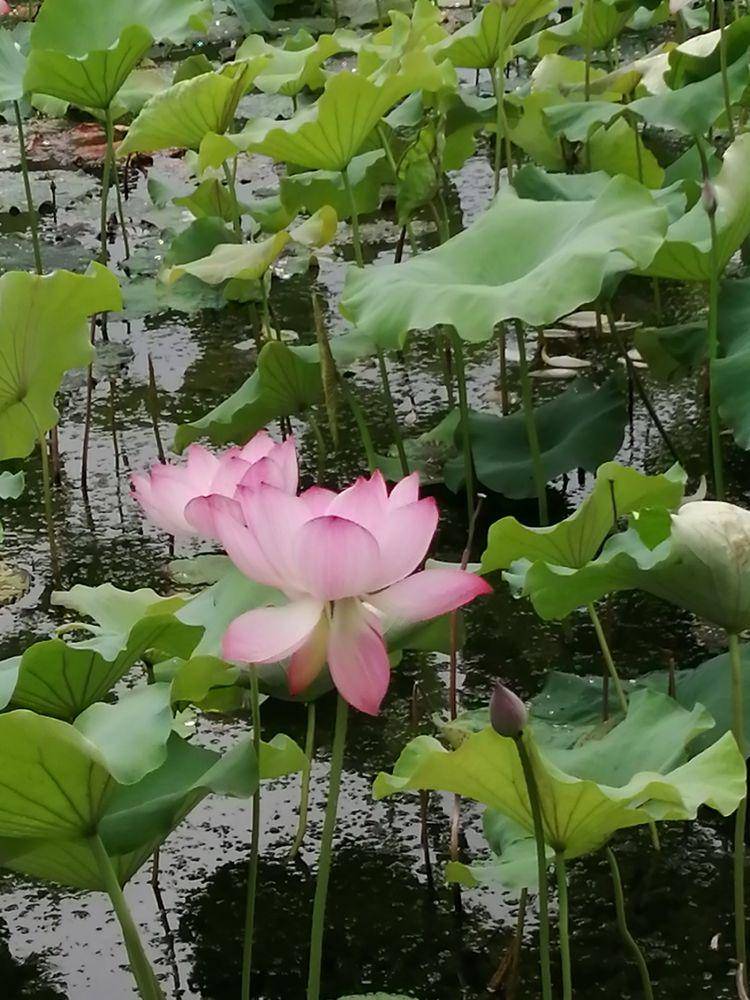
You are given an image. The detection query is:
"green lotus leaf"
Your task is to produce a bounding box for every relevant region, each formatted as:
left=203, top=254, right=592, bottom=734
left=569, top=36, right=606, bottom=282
left=434, top=0, right=556, bottom=69
left=0, top=584, right=202, bottom=719
left=25, top=0, right=211, bottom=109
left=666, top=17, right=750, bottom=88
left=715, top=277, right=750, bottom=448
left=0, top=28, right=26, bottom=103
left=288, top=205, right=339, bottom=247
left=0, top=264, right=121, bottom=460
left=634, top=321, right=707, bottom=382
left=74, top=684, right=175, bottom=785
left=481, top=460, right=685, bottom=574
left=516, top=0, right=633, bottom=59
left=445, top=377, right=626, bottom=499
left=0, top=471, right=24, bottom=501
left=169, top=655, right=243, bottom=709
left=226, top=51, right=453, bottom=172
left=336, top=0, right=412, bottom=27
left=0, top=727, right=259, bottom=890
left=589, top=115, right=663, bottom=187
left=280, top=150, right=392, bottom=221
left=643, top=133, right=750, bottom=281
left=237, top=30, right=341, bottom=96
left=118, top=60, right=267, bottom=156
left=174, top=178, right=242, bottom=222
left=173, top=340, right=324, bottom=451
left=341, top=176, right=668, bottom=342
left=375, top=690, right=745, bottom=862
left=506, top=90, right=566, bottom=170
left=164, top=231, right=290, bottom=285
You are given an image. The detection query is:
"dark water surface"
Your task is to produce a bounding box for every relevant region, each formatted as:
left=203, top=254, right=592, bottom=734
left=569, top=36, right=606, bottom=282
left=0, top=12, right=745, bottom=999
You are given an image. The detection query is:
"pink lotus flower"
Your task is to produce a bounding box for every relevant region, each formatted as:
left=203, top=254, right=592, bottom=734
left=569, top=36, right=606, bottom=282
left=0, top=2, right=9, bottom=15
left=132, top=431, right=297, bottom=537
left=187, top=471, right=492, bottom=715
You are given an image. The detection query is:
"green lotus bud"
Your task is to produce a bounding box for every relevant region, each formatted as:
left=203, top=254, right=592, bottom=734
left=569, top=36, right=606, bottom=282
left=701, top=179, right=717, bottom=216
left=490, top=682, right=528, bottom=738
left=653, top=501, right=750, bottom=633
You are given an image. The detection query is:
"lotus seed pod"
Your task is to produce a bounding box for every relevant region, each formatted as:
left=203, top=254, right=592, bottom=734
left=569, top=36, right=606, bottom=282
left=489, top=681, right=528, bottom=738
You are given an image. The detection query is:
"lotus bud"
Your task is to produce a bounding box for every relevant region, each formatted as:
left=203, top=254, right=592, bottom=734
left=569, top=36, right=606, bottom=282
left=701, top=179, right=717, bottom=217
left=490, top=681, right=528, bottom=738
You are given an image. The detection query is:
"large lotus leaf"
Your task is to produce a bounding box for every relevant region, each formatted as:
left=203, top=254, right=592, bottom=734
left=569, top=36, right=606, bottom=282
left=118, top=61, right=267, bottom=156
left=226, top=52, right=452, bottom=171
left=516, top=0, right=632, bottom=59
left=588, top=116, right=663, bottom=187
left=174, top=340, right=324, bottom=451
left=0, top=584, right=202, bottom=719
left=481, top=460, right=685, bottom=574
left=666, top=16, right=750, bottom=88
left=715, top=277, right=750, bottom=448
left=280, top=150, right=392, bottom=221
left=644, top=133, right=750, bottom=281
left=634, top=321, right=707, bottom=382
left=374, top=696, right=744, bottom=859
left=341, top=177, right=667, bottom=342
left=506, top=90, right=567, bottom=170
left=445, top=376, right=626, bottom=499
left=237, top=31, right=341, bottom=96
left=169, top=655, right=244, bottom=711
left=0, top=264, right=121, bottom=460
left=0, top=29, right=26, bottom=103
left=25, top=0, right=211, bottom=109
left=0, top=731, right=261, bottom=891
left=164, top=232, right=290, bottom=285
left=434, top=0, right=556, bottom=69
left=74, top=684, right=175, bottom=785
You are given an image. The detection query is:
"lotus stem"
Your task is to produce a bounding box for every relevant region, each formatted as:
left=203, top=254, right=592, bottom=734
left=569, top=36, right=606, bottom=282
left=222, top=158, right=243, bottom=240
left=100, top=109, right=115, bottom=265
left=449, top=329, right=475, bottom=524
left=604, top=305, right=683, bottom=466
left=89, top=834, right=164, bottom=1000
left=14, top=101, right=42, bottom=275
left=146, top=353, right=166, bottom=465
left=311, top=290, right=340, bottom=447
left=491, top=63, right=513, bottom=191
left=729, top=632, right=748, bottom=989
left=290, top=702, right=317, bottom=860
left=606, top=846, right=655, bottom=1000
left=497, top=323, right=510, bottom=415
left=307, top=694, right=349, bottom=1000
left=587, top=603, right=628, bottom=715
left=514, top=322, right=549, bottom=526
left=341, top=168, right=364, bottom=268
left=241, top=669, right=262, bottom=1000
left=309, top=411, right=327, bottom=482
left=376, top=348, right=410, bottom=476
left=706, top=197, right=726, bottom=499
left=555, top=852, right=572, bottom=1000
left=340, top=379, right=377, bottom=472
left=717, top=0, right=736, bottom=140
left=375, top=124, right=418, bottom=255
left=104, top=112, right=130, bottom=260
left=514, top=734, right=553, bottom=1000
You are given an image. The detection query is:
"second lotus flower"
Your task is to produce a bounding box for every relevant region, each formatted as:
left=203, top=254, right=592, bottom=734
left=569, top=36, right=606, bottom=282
left=188, top=471, right=492, bottom=714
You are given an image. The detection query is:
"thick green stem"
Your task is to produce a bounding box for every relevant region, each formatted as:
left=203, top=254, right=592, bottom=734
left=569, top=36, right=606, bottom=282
left=89, top=835, right=163, bottom=1000
left=515, top=322, right=548, bottom=525
left=555, top=852, right=572, bottom=1000
left=376, top=124, right=418, bottom=253
left=450, top=329, right=475, bottom=524
left=587, top=603, right=628, bottom=715
left=606, top=846, right=655, bottom=1000
left=222, top=159, right=243, bottom=240
left=341, top=168, right=364, bottom=268
left=241, top=670, right=262, bottom=1000
left=376, top=348, right=410, bottom=476
left=100, top=109, right=114, bottom=265
left=104, top=113, right=130, bottom=260
left=514, top=735, right=553, bottom=1000
left=307, top=695, right=349, bottom=1000
left=14, top=101, right=42, bottom=274
left=717, top=0, right=736, bottom=140
left=290, top=702, right=316, bottom=859
left=491, top=63, right=513, bottom=191
left=730, top=632, right=748, bottom=986
left=707, top=209, right=726, bottom=499
left=341, top=380, right=377, bottom=472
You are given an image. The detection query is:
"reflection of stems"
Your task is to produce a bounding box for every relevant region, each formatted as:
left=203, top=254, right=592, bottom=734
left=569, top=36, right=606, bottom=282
left=514, top=735, right=553, bottom=1000
left=606, top=846, right=654, bottom=1000
left=14, top=101, right=42, bottom=274
left=450, top=329, right=475, bottom=523
left=290, top=702, right=316, bottom=859
left=604, top=305, right=682, bottom=465
left=222, top=159, right=243, bottom=240
left=706, top=202, right=725, bottom=499
left=555, top=852, right=572, bottom=1000
left=307, top=695, right=349, bottom=1000
left=26, top=409, right=59, bottom=571
left=90, top=835, right=163, bottom=1000
left=105, top=115, right=130, bottom=260
left=514, top=322, right=548, bottom=525
left=587, top=603, right=627, bottom=715
left=241, top=670, right=262, bottom=1000
left=729, top=632, right=748, bottom=989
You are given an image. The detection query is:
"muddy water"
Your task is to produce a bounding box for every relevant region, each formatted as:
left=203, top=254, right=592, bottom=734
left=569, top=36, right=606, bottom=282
left=0, top=19, right=744, bottom=999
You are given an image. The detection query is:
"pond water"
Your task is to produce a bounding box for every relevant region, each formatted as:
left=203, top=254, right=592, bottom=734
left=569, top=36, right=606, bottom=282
left=0, top=10, right=745, bottom=999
